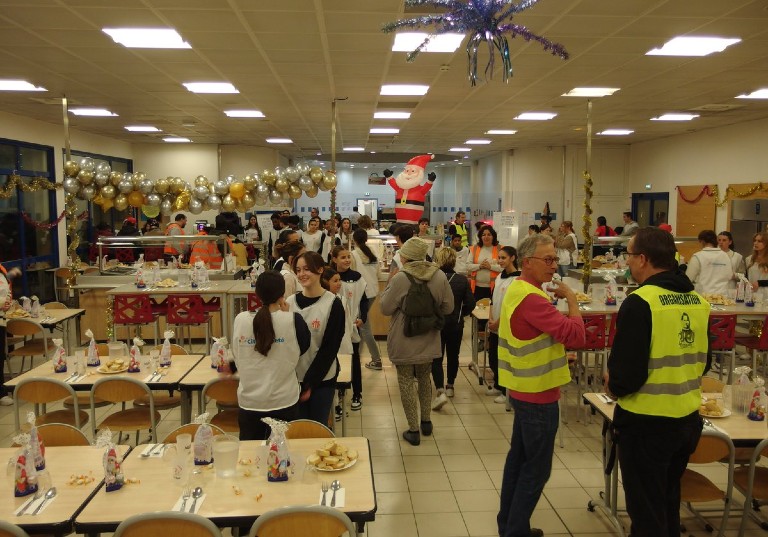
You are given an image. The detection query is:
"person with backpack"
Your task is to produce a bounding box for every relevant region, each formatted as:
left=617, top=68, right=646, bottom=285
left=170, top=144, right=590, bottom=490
left=431, top=247, right=475, bottom=410
left=379, top=238, right=453, bottom=446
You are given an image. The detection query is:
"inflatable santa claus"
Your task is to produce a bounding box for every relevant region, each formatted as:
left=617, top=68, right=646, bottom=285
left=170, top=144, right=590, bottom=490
left=384, top=154, right=436, bottom=224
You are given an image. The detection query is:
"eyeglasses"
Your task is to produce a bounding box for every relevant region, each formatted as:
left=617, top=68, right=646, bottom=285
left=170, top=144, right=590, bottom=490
left=527, top=256, right=558, bottom=266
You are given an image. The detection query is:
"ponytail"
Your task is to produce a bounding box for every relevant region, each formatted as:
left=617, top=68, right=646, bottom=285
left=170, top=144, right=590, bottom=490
left=352, top=228, right=377, bottom=263
left=251, top=271, right=285, bottom=355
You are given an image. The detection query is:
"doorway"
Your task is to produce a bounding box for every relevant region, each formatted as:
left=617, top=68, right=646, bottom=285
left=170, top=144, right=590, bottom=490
left=632, top=192, right=669, bottom=228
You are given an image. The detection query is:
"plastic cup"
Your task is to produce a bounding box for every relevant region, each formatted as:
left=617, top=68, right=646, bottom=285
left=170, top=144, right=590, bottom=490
left=176, top=433, right=192, bottom=453
left=108, top=342, right=126, bottom=358
left=212, top=435, right=239, bottom=478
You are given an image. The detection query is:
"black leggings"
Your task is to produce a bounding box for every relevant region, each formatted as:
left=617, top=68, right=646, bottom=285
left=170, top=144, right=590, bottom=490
left=238, top=403, right=299, bottom=441
left=433, top=321, right=463, bottom=389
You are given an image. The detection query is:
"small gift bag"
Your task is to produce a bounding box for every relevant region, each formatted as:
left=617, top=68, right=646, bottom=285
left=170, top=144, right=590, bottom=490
left=96, top=429, right=124, bottom=492
left=748, top=377, right=767, bottom=421
left=733, top=366, right=754, bottom=414
left=26, top=412, right=46, bottom=471
left=210, top=337, right=229, bottom=372
left=11, top=433, right=39, bottom=497
left=85, top=329, right=101, bottom=367
left=159, top=330, right=174, bottom=367
left=603, top=275, right=618, bottom=306
left=20, top=296, right=31, bottom=314
left=262, top=418, right=290, bottom=482
left=128, top=337, right=144, bottom=373
left=51, top=338, right=67, bottom=373
left=193, top=413, right=214, bottom=466
left=30, top=296, right=40, bottom=318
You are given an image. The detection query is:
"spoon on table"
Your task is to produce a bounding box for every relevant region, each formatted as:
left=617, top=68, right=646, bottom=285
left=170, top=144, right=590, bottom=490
left=189, top=486, right=203, bottom=513
left=330, top=480, right=341, bottom=507
left=16, top=489, right=42, bottom=516
left=32, top=487, right=57, bottom=515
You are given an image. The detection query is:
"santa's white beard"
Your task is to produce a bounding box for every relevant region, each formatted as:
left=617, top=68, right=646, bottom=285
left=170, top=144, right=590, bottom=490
left=396, top=171, right=423, bottom=189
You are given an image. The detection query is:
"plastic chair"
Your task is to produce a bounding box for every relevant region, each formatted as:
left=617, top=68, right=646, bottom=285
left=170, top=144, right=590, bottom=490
left=247, top=293, right=262, bottom=312
left=734, top=436, right=768, bottom=534
left=709, top=314, right=736, bottom=382
left=162, top=423, right=226, bottom=443
left=114, top=511, right=222, bottom=537
left=248, top=505, right=356, bottom=537
left=13, top=378, right=88, bottom=431
left=166, top=295, right=212, bottom=349
left=150, top=343, right=189, bottom=355
left=6, top=319, right=51, bottom=375
left=91, top=377, right=160, bottom=445
left=202, top=296, right=221, bottom=314
left=113, top=294, right=161, bottom=346
left=286, top=419, right=335, bottom=440
left=680, top=428, right=735, bottom=536
left=0, top=520, right=31, bottom=537
left=54, top=267, right=75, bottom=306
left=701, top=376, right=725, bottom=394
left=735, top=314, right=768, bottom=378
left=43, top=301, right=67, bottom=309
left=201, top=378, right=239, bottom=433
left=36, top=423, right=90, bottom=446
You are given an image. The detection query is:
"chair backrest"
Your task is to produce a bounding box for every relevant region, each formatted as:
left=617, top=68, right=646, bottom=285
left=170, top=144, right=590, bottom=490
left=6, top=319, right=45, bottom=338
left=286, top=419, right=335, bottom=440
left=166, top=294, right=207, bottom=324
left=607, top=313, right=618, bottom=347
left=701, top=376, right=725, bottom=393
left=0, top=520, right=31, bottom=537
left=151, top=344, right=189, bottom=355
left=709, top=314, right=736, bottom=350
left=54, top=267, right=74, bottom=280
left=247, top=293, right=262, bottom=312
left=162, top=423, right=226, bottom=443
left=201, top=378, right=239, bottom=407
left=36, top=423, right=90, bottom=447
left=114, top=294, right=156, bottom=324
left=114, top=511, right=221, bottom=537
left=758, top=315, right=768, bottom=349
left=689, top=428, right=734, bottom=464
left=14, top=378, right=80, bottom=432
left=92, top=377, right=152, bottom=404
left=581, top=314, right=607, bottom=351
left=43, top=301, right=67, bottom=309
left=248, top=505, right=356, bottom=537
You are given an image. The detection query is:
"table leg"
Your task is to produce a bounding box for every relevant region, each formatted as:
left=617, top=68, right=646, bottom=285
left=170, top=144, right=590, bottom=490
left=470, top=316, right=482, bottom=384
left=586, top=417, right=626, bottom=536
left=181, top=389, right=192, bottom=424
left=222, top=293, right=230, bottom=341
left=340, top=388, right=347, bottom=437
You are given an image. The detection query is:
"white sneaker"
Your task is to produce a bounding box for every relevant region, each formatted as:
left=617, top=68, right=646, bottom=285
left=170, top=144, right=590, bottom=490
left=0, top=395, right=13, bottom=406
left=432, top=392, right=449, bottom=410
left=445, top=386, right=455, bottom=397
left=485, top=385, right=502, bottom=396
left=494, top=394, right=507, bottom=404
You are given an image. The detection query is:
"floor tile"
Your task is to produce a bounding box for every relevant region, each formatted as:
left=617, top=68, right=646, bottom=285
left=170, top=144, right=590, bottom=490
left=411, top=490, right=459, bottom=513
left=406, top=471, right=451, bottom=492
left=454, top=489, right=499, bottom=512
left=414, top=512, right=469, bottom=537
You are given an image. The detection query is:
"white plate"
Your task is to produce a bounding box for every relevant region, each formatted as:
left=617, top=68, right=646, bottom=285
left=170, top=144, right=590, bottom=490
left=307, top=457, right=358, bottom=472
left=700, top=409, right=731, bottom=419
left=96, top=365, right=129, bottom=375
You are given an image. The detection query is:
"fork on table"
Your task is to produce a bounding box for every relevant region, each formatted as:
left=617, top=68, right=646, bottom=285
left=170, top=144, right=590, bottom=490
left=321, top=482, right=329, bottom=506
left=179, top=486, right=191, bottom=512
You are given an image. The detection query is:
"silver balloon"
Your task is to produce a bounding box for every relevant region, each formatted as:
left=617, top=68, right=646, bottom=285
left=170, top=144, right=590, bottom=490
left=77, top=169, right=94, bottom=185
left=63, top=177, right=80, bottom=194
left=146, top=193, right=162, bottom=207
left=285, top=166, right=300, bottom=182
left=78, top=157, right=95, bottom=172
left=188, top=198, right=203, bottom=215
left=117, top=180, right=133, bottom=194
left=298, top=176, right=313, bottom=192
left=100, top=184, right=117, bottom=199
left=214, top=180, right=229, bottom=195
left=273, top=167, right=285, bottom=180
left=206, top=194, right=222, bottom=209
left=122, top=172, right=134, bottom=184
left=95, top=161, right=111, bottom=175
left=194, top=185, right=209, bottom=200
left=268, top=188, right=283, bottom=205
left=225, top=175, right=236, bottom=185
left=94, top=172, right=109, bottom=186
left=81, top=185, right=96, bottom=201
left=160, top=198, right=173, bottom=216
left=133, top=171, right=147, bottom=183
left=297, top=163, right=310, bottom=176
left=254, top=191, right=268, bottom=206
left=256, top=183, right=270, bottom=198
left=139, top=179, right=155, bottom=195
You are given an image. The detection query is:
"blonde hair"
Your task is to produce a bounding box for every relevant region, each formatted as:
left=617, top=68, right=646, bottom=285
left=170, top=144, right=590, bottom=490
left=435, top=247, right=456, bottom=270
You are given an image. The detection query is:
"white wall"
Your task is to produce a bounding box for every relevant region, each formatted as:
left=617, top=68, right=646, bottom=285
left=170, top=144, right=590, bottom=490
left=508, top=147, right=565, bottom=228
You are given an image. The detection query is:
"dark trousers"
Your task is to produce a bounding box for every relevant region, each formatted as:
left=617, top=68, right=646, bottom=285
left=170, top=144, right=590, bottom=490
left=617, top=416, right=702, bottom=537
left=298, top=382, right=336, bottom=426
left=238, top=403, right=299, bottom=441
left=351, top=342, right=362, bottom=397
left=488, top=332, right=503, bottom=392
left=434, top=320, right=463, bottom=388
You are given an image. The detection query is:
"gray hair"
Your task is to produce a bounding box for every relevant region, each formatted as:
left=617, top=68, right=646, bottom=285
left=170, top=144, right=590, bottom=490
left=434, top=247, right=456, bottom=270
left=518, top=233, right=554, bottom=260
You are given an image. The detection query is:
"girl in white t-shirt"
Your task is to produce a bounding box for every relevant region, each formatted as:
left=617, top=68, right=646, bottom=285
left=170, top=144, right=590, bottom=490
left=230, top=271, right=311, bottom=440
left=301, top=217, right=323, bottom=254
left=274, top=240, right=305, bottom=298
left=487, top=246, right=520, bottom=405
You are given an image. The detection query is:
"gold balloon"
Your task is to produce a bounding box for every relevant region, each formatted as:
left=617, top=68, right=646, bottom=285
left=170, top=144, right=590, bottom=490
left=173, top=190, right=191, bottom=211
left=110, top=171, right=123, bottom=186
left=171, top=177, right=186, bottom=194
left=100, top=198, right=114, bottom=211
left=64, top=160, right=80, bottom=177
left=194, top=175, right=209, bottom=187
left=275, top=177, right=289, bottom=193
left=322, top=171, right=337, bottom=190
left=243, top=174, right=258, bottom=190
left=128, top=190, right=145, bottom=208
left=241, top=192, right=256, bottom=209
left=288, top=184, right=302, bottom=199
left=100, top=184, right=117, bottom=199
left=155, top=177, right=170, bottom=194
left=234, top=199, right=245, bottom=212
left=307, top=184, right=319, bottom=198
left=262, top=169, right=276, bottom=186
left=114, top=193, right=129, bottom=211
left=229, top=182, right=245, bottom=199
left=309, top=167, right=323, bottom=183
left=221, top=194, right=236, bottom=212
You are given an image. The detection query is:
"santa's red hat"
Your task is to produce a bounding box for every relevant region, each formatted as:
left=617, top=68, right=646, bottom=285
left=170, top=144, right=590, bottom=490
left=406, top=154, right=434, bottom=169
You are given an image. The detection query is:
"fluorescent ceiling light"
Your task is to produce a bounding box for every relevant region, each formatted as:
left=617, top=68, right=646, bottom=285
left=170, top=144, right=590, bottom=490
left=183, top=82, right=238, bottom=94
left=344, top=147, right=365, bottom=152
left=225, top=110, right=265, bottom=118
left=381, top=84, right=429, bottom=96
left=465, top=139, right=491, bottom=145
left=646, top=36, right=741, bottom=57
left=0, top=80, right=46, bottom=91
left=485, top=129, right=517, bottom=135
left=102, top=28, right=191, bottom=49
left=370, top=128, right=400, bottom=134
left=563, top=87, right=620, bottom=97
left=598, top=129, right=634, bottom=136
left=374, top=111, right=411, bottom=119
left=266, top=138, right=292, bottom=144
left=69, top=108, right=118, bottom=116
left=125, top=125, right=160, bottom=132
left=163, top=137, right=190, bottom=143
left=515, top=112, right=556, bottom=120
left=737, top=89, right=768, bottom=99
left=449, top=147, right=471, bottom=152
left=650, top=113, right=699, bottom=121
left=392, top=33, right=465, bottom=53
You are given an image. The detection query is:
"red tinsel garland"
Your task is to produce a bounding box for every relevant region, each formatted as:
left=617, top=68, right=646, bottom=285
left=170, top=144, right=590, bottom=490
left=676, top=185, right=713, bottom=204
left=21, top=210, right=89, bottom=230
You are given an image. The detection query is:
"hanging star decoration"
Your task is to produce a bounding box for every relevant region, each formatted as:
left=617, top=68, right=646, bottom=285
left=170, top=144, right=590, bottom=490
left=382, top=0, right=569, bottom=86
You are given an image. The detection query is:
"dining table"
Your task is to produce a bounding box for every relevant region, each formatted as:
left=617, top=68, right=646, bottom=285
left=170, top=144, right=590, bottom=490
left=73, top=437, right=376, bottom=535
left=7, top=307, right=86, bottom=355
left=0, top=444, right=130, bottom=537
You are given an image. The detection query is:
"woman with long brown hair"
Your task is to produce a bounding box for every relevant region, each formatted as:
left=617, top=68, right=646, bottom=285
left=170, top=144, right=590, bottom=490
left=746, top=231, right=768, bottom=295
left=230, top=271, right=311, bottom=440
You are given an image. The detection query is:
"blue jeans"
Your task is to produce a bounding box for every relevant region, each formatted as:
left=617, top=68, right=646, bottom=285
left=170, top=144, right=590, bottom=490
left=498, top=398, right=559, bottom=537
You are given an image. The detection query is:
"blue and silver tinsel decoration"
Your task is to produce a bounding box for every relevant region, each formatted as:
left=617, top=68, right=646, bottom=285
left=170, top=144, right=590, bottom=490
left=382, top=0, right=569, bottom=86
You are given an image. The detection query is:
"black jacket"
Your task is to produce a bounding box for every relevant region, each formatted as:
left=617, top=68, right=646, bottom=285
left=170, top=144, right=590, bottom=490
left=441, top=269, right=476, bottom=325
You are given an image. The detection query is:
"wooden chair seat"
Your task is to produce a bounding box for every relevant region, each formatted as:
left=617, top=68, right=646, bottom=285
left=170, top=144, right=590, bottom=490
left=210, top=410, right=239, bottom=433
left=134, top=393, right=180, bottom=410
left=64, top=393, right=109, bottom=409
left=680, top=470, right=726, bottom=503
left=8, top=339, right=47, bottom=357
left=34, top=409, right=89, bottom=428
left=37, top=423, right=90, bottom=447
left=99, top=408, right=161, bottom=432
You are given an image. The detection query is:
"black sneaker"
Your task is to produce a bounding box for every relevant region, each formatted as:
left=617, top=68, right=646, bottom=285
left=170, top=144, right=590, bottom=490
left=351, top=395, right=362, bottom=411
left=334, top=405, right=342, bottom=422
left=365, top=360, right=383, bottom=371
left=529, top=529, right=544, bottom=537
left=402, top=429, right=420, bottom=446
left=420, top=420, right=433, bottom=436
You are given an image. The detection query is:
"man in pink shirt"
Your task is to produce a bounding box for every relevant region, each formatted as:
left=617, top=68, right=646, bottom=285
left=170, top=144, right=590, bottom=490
left=496, top=233, right=585, bottom=537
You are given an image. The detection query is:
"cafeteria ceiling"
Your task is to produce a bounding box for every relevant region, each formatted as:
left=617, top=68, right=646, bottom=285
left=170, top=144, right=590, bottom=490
left=1, top=0, right=768, bottom=165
